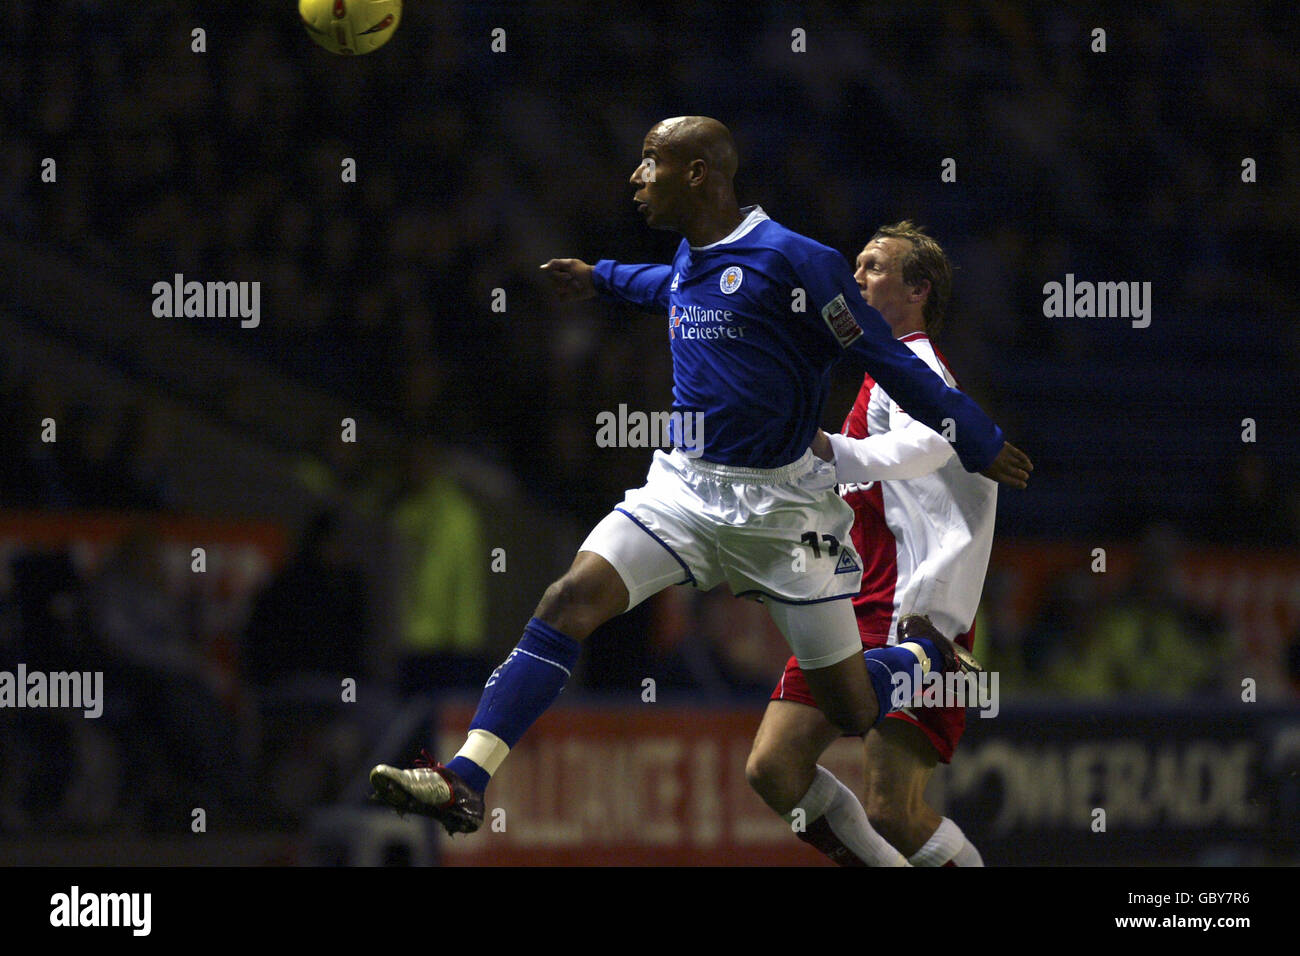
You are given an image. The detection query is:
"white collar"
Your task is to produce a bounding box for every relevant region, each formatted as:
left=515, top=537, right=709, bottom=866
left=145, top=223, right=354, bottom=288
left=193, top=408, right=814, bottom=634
left=690, top=205, right=769, bottom=250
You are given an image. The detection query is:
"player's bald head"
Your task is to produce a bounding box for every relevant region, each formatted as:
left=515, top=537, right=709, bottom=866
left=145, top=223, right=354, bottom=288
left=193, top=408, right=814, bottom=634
left=632, top=116, right=742, bottom=242
left=646, top=116, right=738, bottom=181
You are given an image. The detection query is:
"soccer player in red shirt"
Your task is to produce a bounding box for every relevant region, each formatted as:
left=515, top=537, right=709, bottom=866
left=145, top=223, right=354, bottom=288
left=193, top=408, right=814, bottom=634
left=747, top=222, right=997, bottom=866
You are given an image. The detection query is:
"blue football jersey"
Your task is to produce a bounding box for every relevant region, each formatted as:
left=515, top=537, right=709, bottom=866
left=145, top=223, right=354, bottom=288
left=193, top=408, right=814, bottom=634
left=591, top=206, right=1003, bottom=472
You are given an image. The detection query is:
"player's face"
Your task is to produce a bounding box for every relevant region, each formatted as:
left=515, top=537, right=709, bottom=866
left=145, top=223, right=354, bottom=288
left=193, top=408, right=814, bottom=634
left=630, top=131, right=686, bottom=231
left=855, top=237, right=917, bottom=331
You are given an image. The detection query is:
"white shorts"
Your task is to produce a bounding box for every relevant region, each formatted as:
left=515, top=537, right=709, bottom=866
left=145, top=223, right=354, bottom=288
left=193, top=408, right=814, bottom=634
left=579, top=448, right=865, bottom=669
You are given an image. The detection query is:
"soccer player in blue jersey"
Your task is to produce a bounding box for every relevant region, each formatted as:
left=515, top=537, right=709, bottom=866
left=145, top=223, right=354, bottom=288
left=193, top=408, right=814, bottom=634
left=370, top=117, right=1031, bottom=834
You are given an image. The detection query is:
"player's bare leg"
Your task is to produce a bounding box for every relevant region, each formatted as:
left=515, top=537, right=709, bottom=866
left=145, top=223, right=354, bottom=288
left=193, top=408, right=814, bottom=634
left=369, top=549, right=637, bottom=832
left=863, top=718, right=983, bottom=865
left=533, top=550, right=629, bottom=639
left=763, top=598, right=881, bottom=735
left=747, top=700, right=841, bottom=813
left=765, top=606, right=966, bottom=738
left=745, top=610, right=980, bottom=864
left=746, top=699, right=907, bottom=866
left=862, top=719, right=940, bottom=855
left=369, top=496, right=694, bottom=835
left=748, top=602, right=962, bottom=866
left=799, top=651, right=878, bottom=734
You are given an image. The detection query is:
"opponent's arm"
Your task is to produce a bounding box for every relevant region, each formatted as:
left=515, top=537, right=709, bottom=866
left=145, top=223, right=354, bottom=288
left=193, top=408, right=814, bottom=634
left=816, top=416, right=1030, bottom=488
left=826, top=422, right=955, bottom=483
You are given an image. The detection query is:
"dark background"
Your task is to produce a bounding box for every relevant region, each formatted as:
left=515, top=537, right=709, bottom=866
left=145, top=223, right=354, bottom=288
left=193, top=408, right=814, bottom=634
left=1, top=0, right=1297, bottom=865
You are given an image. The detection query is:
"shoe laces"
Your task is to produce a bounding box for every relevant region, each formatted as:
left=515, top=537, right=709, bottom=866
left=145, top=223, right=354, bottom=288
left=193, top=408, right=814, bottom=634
left=413, top=748, right=441, bottom=771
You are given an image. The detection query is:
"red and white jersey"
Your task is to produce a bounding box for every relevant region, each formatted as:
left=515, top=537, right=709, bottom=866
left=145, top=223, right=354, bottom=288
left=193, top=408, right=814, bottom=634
left=827, top=332, right=997, bottom=645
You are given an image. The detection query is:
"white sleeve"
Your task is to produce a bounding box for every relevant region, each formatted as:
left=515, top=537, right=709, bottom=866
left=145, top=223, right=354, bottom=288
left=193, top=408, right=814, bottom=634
left=828, top=420, right=956, bottom=483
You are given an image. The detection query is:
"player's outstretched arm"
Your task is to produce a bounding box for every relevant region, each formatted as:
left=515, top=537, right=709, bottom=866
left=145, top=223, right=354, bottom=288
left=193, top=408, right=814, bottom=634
left=542, top=259, right=675, bottom=313
left=540, top=259, right=597, bottom=301
left=589, top=260, right=674, bottom=313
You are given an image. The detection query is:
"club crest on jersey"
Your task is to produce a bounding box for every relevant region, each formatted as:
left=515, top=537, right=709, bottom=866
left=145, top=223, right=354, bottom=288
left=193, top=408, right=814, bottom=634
left=821, top=293, right=863, bottom=348
left=719, top=266, right=743, bottom=294
left=834, top=550, right=861, bottom=575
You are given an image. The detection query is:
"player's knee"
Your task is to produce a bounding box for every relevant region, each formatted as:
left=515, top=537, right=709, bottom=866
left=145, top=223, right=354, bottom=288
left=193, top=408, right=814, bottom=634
left=535, top=574, right=585, bottom=628
left=744, top=746, right=772, bottom=792
left=745, top=745, right=805, bottom=813
left=535, top=571, right=616, bottom=637
left=744, top=748, right=785, bottom=807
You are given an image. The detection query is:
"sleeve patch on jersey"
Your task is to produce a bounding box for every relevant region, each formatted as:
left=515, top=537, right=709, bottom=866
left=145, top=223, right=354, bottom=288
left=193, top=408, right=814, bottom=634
left=821, top=293, right=863, bottom=348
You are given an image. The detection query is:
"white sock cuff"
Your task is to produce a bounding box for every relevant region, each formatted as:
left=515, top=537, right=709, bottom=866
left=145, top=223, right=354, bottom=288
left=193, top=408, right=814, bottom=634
left=822, top=769, right=909, bottom=867
left=786, top=765, right=838, bottom=824
left=909, top=817, right=966, bottom=867
left=454, top=728, right=511, bottom=777
left=950, top=829, right=984, bottom=866
left=897, top=641, right=932, bottom=674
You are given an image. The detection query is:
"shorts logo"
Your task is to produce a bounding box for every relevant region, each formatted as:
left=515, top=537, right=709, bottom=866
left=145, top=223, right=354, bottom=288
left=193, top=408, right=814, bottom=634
left=719, top=266, right=743, bottom=294
left=834, top=550, right=861, bottom=575
left=821, top=293, right=863, bottom=348
left=670, top=272, right=681, bottom=292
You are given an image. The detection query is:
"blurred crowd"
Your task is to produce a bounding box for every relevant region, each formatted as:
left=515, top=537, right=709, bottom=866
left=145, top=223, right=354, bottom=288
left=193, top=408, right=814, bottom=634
left=0, top=379, right=181, bottom=513
left=2, top=2, right=1296, bottom=534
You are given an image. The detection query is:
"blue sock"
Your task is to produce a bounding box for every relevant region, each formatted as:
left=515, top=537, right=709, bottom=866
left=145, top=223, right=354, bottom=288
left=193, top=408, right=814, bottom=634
left=444, top=758, right=492, bottom=796
left=862, top=639, right=944, bottom=725
left=446, top=617, right=581, bottom=794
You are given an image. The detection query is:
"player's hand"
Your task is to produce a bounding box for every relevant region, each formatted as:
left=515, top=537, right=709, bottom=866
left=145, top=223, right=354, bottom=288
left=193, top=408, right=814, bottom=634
left=981, top=441, right=1033, bottom=489
left=540, top=258, right=596, bottom=301
left=811, top=428, right=834, bottom=462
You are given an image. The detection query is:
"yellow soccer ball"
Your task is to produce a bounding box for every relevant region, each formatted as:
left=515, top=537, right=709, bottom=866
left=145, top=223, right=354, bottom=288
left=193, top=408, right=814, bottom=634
left=299, top=0, right=402, bottom=56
